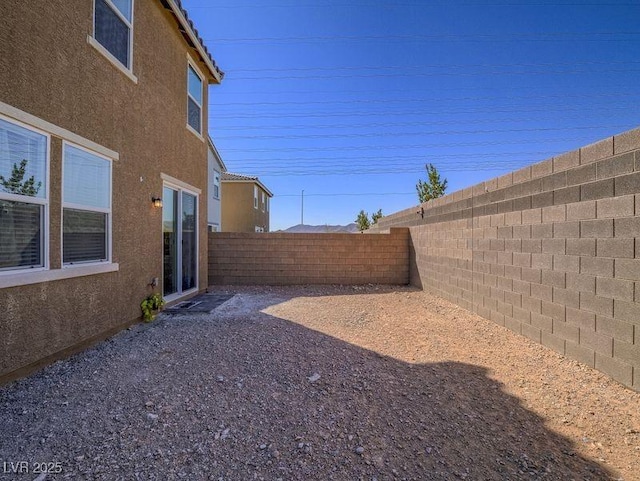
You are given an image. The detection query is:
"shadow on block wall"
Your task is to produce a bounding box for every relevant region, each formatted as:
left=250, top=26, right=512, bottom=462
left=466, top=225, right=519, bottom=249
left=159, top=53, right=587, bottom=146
left=367, top=127, right=640, bottom=391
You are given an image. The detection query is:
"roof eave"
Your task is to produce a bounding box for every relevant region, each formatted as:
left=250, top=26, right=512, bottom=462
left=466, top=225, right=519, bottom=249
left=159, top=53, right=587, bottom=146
left=259, top=182, right=274, bottom=198
left=222, top=177, right=274, bottom=198
left=207, top=136, right=228, bottom=172
left=164, top=0, right=224, bottom=84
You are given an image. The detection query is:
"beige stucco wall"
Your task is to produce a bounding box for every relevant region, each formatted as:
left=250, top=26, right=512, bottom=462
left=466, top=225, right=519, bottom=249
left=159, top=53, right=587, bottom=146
left=0, top=0, right=216, bottom=380
left=221, top=182, right=271, bottom=232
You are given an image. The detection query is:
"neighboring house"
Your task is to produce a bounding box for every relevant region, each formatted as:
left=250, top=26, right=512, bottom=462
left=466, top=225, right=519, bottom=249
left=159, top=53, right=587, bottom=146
left=207, top=136, right=227, bottom=232
left=221, top=173, right=273, bottom=233
left=0, top=0, right=223, bottom=381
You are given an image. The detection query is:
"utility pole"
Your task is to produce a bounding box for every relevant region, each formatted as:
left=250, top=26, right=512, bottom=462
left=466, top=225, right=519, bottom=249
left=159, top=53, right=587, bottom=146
left=301, top=189, right=304, bottom=225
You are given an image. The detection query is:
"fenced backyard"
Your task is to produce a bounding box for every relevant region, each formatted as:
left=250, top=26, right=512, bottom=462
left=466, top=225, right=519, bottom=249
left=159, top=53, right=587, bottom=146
left=1, top=285, right=638, bottom=480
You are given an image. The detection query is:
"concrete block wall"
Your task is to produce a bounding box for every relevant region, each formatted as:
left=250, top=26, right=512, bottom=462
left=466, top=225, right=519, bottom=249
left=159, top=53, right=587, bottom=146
left=208, top=228, right=409, bottom=285
left=370, top=126, right=640, bottom=390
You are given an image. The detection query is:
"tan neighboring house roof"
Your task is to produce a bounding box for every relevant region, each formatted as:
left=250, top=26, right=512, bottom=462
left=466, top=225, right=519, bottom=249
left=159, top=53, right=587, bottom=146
left=162, top=0, right=224, bottom=83
left=222, top=172, right=274, bottom=197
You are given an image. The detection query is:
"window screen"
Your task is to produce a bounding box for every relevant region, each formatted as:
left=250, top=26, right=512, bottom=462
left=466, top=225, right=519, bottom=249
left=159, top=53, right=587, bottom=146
left=0, top=117, right=47, bottom=271
left=187, top=65, right=203, bottom=133
left=95, top=0, right=132, bottom=68
left=213, top=171, right=220, bottom=199
left=63, top=209, right=107, bottom=263
left=0, top=201, right=42, bottom=270
left=63, top=144, right=111, bottom=264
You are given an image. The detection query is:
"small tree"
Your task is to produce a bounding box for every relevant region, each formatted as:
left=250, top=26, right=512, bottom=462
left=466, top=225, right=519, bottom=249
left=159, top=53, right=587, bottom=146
left=355, top=210, right=370, bottom=232
left=416, top=163, right=447, bottom=203
left=0, top=159, right=41, bottom=196
left=371, top=209, right=383, bottom=225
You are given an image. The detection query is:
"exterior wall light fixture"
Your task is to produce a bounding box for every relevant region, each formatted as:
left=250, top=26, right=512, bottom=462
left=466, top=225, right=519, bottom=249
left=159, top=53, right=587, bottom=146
left=152, top=197, right=163, bottom=208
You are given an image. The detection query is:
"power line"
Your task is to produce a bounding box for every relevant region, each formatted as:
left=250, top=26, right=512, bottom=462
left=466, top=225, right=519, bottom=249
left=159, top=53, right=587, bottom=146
left=212, top=124, right=630, bottom=141
left=227, top=163, right=534, bottom=177
left=228, top=162, right=547, bottom=173
left=228, top=157, right=551, bottom=169
left=228, top=67, right=640, bottom=81
left=211, top=115, right=631, bottom=132
left=231, top=157, right=544, bottom=168
left=215, top=136, right=603, bottom=152
left=221, top=156, right=561, bottom=172
left=223, top=150, right=559, bottom=163
left=210, top=104, right=633, bottom=120
left=236, top=159, right=534, bottom=170
left=231, top=162, right=541, bottom=172
left=204, top=32, right=640, bottom=44
left=229, top=60, right=640, bottom=73
left=221, top=153, right=599, bottom=171
left=209, top=92, right=640, bottom=109
left=276, top=192, right=415, bottom=197
left=190, top=3, right=640, bottom=8
left=224, top=157, right=560, bottom=170
left=210, top=83, right=636, bottom=96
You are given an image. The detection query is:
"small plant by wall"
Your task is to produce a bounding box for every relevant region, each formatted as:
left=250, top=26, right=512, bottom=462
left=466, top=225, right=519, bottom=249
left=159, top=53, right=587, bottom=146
left=141, top=292, right=165, bottom=322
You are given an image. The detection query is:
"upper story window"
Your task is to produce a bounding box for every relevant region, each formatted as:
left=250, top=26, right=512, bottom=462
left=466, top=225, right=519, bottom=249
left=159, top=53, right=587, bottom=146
left=187, top=64, right=203, bottom=134
left=213, top=171, right=220, bottom=199
left=261, top=192, right=265, bottom=212
left=0, top=116, right=48, bottom=272
left=266, top=196, right=269, bottom=212
left=63, top=144, right=112, bottom=265
left=253, top=185, right=258, bottom=209
left=94, top=0, right=133, bottom=69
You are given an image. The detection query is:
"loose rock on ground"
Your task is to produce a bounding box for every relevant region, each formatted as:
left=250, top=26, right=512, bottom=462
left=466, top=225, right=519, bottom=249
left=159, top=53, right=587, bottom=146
left=1, top=285, right=639, bottom=480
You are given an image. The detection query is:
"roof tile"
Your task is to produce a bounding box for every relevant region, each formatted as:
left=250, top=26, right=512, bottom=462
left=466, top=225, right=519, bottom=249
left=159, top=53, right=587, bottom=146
left=173, top=0, right=224, bottom=80
left=222, top=172, right=259, bottom=182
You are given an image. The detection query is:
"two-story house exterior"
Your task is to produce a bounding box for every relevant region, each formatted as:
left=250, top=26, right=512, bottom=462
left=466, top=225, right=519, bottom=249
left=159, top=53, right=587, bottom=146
left=0, top=0, right=223, bottom=381
left=207, top=136, right=227, bottom=232
left=221, top=173, right=273, bottom=233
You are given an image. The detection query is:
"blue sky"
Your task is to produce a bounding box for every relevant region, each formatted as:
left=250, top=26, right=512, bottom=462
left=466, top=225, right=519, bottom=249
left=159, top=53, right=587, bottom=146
left=182, top=0, right=640, bottom=231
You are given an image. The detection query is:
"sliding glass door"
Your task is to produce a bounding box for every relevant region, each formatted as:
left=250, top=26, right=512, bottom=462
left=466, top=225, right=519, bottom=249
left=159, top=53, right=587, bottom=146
left=163, top=185, right=198, bottom=298
left=181, top=192, right=197, bottom=292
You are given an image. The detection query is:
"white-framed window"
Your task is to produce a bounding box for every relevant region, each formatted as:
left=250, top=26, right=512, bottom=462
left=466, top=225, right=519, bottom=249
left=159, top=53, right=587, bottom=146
left=62, top=143, right=112, bottom=265
left=253, top=185, right=258, bottom=209
left=261, top=192, right=265, bottom=212
left=93, top=0, right=134, bottom=70
left=266, top=196, right=269, bottom=212
left=213, top=170, right=220, bottom=199
left=0, top=115, right=49, bottom=272
left=187, top=63, right=203, bottom=135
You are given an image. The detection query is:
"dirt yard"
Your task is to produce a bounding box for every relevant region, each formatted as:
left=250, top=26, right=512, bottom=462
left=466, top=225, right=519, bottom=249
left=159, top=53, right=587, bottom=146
left=1, top=285, right=639, bottom=480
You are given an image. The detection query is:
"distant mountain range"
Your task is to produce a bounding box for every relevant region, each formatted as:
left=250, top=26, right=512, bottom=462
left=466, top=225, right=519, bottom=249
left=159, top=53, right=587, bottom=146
left=280, top=223, right=360, bottom=234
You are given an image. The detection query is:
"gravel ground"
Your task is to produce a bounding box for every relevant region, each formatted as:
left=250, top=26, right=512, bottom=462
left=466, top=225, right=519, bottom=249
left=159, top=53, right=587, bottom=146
left=1, top=285, right=639, bottom=481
